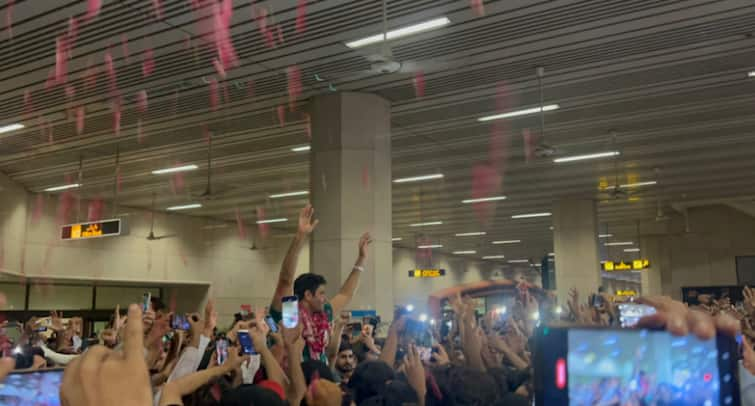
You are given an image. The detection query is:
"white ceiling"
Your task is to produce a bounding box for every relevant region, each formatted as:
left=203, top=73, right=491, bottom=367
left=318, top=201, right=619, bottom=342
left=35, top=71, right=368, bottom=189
left=2, top=0, right=755, bottom=265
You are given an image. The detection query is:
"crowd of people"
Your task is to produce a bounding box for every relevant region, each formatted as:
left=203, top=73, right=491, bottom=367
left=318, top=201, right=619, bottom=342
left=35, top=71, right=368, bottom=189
left=0, top=204, right=752, bottom=406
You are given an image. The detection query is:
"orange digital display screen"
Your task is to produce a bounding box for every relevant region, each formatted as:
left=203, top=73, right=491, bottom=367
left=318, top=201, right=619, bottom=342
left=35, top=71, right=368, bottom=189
left=61, top=219, right=121, bottom=240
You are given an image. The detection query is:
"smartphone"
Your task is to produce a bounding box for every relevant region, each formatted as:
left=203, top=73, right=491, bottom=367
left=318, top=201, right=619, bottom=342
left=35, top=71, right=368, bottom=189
left=351, top=322, right=363, bottom=338
left=142, top=292, right=152, bottom=312
left=590, top=293, right=604, bottom=308
left=237, top=330, right=256, bottom=355
left=171, top=314, right=191, bottom=331
left=0, top=369, right=64, bottom=405
left=216, top=338, right=229, bottom=365
left=617, top=303, right=657, bottom=328
left=34, top=326, right=48, bottom=333
left=264, top=316, right=279, bottom=333
left=404, top=319, right=433, bottom=348
left=534, top=326, right=740, bottom=406
left=282, top=296, right=299, bottom=328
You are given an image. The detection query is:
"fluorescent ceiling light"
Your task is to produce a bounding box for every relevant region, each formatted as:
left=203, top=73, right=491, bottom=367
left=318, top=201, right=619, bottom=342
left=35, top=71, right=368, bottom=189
left=345, top=17, right=451, bottom=48
left=478, top=104, right=559, bottom=122
left=393, top=173, right=444, bottom=183
left=492, top=240, right=521, bottom=245
left=410, top=221, right=443, bottom=227
left=201, top=224, right=229, bottom=230
left=749, top=71, right=755, bottom=78
left=624, top=248, right=641, bottom=252
left=604, top=241, right=634, bottom=246
left=553, top=151, right=619, bottom=163
left=455, top=232, right=486, bottom=237
left=548, top=252, right=555, bottom=257
left=606, top=181, right=658, bottom=190
left=392, top=237, right=402, bottom=242
left=0, top=123, right=24, bottom=134
left=598, top=234, right=613, bottom=238
left=44, top=183, right=81, bottom=192
left=151, top=164, right=199, bottom=175
left=462, top=195, right=507, bottom=204
left=453, top=250, right=476, bottom=255
left=417, top=244, right=443, bottom=249
left=166, top=203, right=202, bottom=211
left=507, top=259, right=530, bottom=264
left=269, top=191, right=309, bottom=199
left=291, top=145, right=311, bottom=152
left=511, top=212, right=552, bottom=219
left=483, top=255, right=506, bottom=260
left=256, top=218, right=288, bottom=224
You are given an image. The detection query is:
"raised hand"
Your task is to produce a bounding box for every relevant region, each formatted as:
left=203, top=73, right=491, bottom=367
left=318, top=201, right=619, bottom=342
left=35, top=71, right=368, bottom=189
left=50, top=311, right=65, bottom=332
left=297, top=204, right=319, bottom=235
left=404, top=344, right=427, bottom=401
left=203, top=300, right=217, bottom=336
left=358, top=232, right=373, bottom=260
left=744, top=287, right=755, bottom=316
left=430, top=343, right=450, bottom=366
left=281, top=322, right=305, bottom=353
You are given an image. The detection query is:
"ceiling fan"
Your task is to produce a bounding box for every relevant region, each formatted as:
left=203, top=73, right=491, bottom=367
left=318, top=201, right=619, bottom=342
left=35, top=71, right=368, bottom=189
left=146, top=192, right=176, bottom=241
left=532, top=67, right=563, bottom=159
left=193, top=131, right=235, bottom=203
left=317, top=0, right=450, bottom=84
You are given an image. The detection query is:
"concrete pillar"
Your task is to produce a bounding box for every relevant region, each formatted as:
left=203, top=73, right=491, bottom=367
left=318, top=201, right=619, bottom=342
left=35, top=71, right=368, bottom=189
left=309, top=92, right=393, bottom=318
left=639, top=236, right=664, bottom=296
left=552, top=199, right=601, bottom=305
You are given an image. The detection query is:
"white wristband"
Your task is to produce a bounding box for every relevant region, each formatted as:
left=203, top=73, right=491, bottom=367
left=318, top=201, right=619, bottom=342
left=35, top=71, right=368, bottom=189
left=354, top=266, right=365, bottom=272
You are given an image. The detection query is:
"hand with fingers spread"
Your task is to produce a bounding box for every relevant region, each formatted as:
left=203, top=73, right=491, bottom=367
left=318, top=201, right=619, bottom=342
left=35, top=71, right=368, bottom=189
left=430, top=343, right=450, bottom=366
left=50, top=311, right=65, bottom=332
left=297, top=203, right=319, bottom=236
left=358, top=232, right=373, bottom=260
left=744, top=286, right=755, bottom=316
left=282, top=322, right=305, bottom=354
left=60, top=304, right=152, bottom=406
left=203, top=300, right=217, bottom=337
left=636, top=295, right=740, bottom=340
left=404, top=344, right=427, bottom=405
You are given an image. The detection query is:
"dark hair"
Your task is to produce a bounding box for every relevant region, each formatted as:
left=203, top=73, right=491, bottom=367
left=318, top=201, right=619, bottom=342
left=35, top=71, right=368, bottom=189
left=426, top=365, right=501, bottom=406
left=348, top=360, right=396, bottom=404
left=360, top=381, right=418, bottom=406
left=339, top=342, right=354, bottom=354
left=301, top=360, right=335, bottom=385
left=294, top=273, right=327, bottom=300
left=220, top=384, right=285, bottom=406
left=150, top=296, right=166, bottom=312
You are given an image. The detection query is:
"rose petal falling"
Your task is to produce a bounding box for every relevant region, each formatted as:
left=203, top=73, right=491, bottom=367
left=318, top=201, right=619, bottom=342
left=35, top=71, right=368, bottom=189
left=137, top=118, right=145, bottom=144
left=142, top=48, right=155, bottom=77
left=151, top=0, right=164, bottom=20
left=104, top=50, right=117, bottom=91
left=75, top=106, right=85, bottom=134
left=23, top=90, right=34, bottom=120
left=67, top=17, right=78, bottom=48
left=413, top=71, right=426, bottom=98
left=55, top=35, right=69, bottom=85
left=470, top=163, right=502, bottom=227
left=256, top=207, right=269, bottom=238
left=277, top=105, right=285, bottom=127
left=112, top=99, right=122, bottom=136
left=5, top=0, right=14, bottom=39
left=295, top=0, right=307, bottom=33
left=275, top=25, right=284, bottom=45
left=286, top=65, right=302, bottom=111
left=213, top=58, right=226, bottom=79
left=470, top=0, right=485, bottom=16
left=56, top=191, right=74, bottom=225
left=136, top=90, right=148, bottom=113
left=303, top=112, right=311, bottom=139
left=87, top=199, right=104, bottom=222
left=213, top=0, right=238, bottom=73
left=121, top=34, right=130, bottom=63
left=86, top=0, right=101, bottom=21
left=173, top=172, right=185, bottom=193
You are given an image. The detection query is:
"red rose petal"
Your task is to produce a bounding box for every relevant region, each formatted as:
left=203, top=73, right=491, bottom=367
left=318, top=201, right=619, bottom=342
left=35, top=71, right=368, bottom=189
left=303, top=112, right=311, bottom=139
left=142, top=48, right=155, bottom=77
left=121, top=34, right=130, bottom=63
left=5, top=0, right=14, bottom=39
left=470, top=0, right=485, bottom=16
left=86, top=0, right=101, bottom=21
left=295, top=0, right=307, bottom=33
left=413, top=71, right=425, bottom=98
left=152, top=0, right=163, bottom=20
left=286, top=65, right=303, bottom=112
left=136, top=90, right=148, bottom=113
left=87, top=199, right=104, bottom=222
left=277, top=105, right=285, bottom=127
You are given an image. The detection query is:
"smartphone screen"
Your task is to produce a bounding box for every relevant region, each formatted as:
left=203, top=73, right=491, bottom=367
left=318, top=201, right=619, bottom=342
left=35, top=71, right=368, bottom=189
left=0, top=369, right=64, bottom=405
left=282, top=296, right=299, bottom=328
left=237, top=330, right=256, bottom=355
left=216, top=339, right=229, bottom=365
left=142, top=292, right=152, bottom=312
left=404, top=319, right=433, bottom=348
left=265, top=316, right=279, bottom=333
left=351, top=322, right=363, bottom=338
left=171, top=314, right=190, bottom=331
left=617, top=303, right=657, bottom=328
left=534, top=326, right=740, bottom=405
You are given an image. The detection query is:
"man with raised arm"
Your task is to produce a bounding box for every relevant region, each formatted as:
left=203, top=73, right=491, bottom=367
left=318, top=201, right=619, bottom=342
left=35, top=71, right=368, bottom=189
left=268, top=204, right=372, bottom=364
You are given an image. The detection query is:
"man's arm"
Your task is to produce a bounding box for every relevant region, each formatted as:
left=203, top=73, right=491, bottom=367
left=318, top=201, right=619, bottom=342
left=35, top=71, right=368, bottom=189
left=330, top=233, right=372, bottom=315
left=271, top=204, right=318, bottom=313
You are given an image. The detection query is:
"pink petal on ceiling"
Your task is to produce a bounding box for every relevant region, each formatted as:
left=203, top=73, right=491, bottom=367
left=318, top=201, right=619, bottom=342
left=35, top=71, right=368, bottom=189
left=470, top=0, right=485, bottom=16
left=87, top=199, right=104, bottom=222
left=142, top=48, right=155, bottom=77
left=213, top=58, right=226, bottom=79
left=208, top=78, right=219, bottom=111
left=67, top=17, right=79, bottom=47
left=121, top=34, right=130, bottom=63
left=276, top=105, right=285, bottom=127
left=75, top=106, right=85, bottom=135
left=522, top=128, right=536, bottom=163
left=151, top=0, right=164, bottom=20
left=295, top=0, right=307, bottom=33
left=286, top=65, right=302, bottom=111
left=470, top=163, right=501, bottom=227
left=104, top=50, right=117, bottom=91
left=412, top=71, right=426, bottom=98
left=5, top=0, right=14, bottom=39
left=55, top=35, right=69, bottom=85
left=275, top=24, right=284, bottom=45
left=86, top=0, right=101, bottom=21
left=136, top=90, right=148, bottom=113
left=303, top=112, right=311, bottom=139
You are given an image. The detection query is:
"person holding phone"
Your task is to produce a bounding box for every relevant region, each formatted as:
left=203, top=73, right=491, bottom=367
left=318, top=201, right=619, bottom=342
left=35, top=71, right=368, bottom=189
left=268, top=204, right=372, bottom=364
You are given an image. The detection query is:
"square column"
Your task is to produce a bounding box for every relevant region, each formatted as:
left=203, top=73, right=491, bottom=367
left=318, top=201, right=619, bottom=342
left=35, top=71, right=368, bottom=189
left=553, top=199, right=601, bottom=304
left=309, top=92, right=393, bottom=318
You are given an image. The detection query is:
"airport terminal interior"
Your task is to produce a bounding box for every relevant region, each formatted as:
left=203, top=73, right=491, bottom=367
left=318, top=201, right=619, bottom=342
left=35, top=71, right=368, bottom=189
left=1, top=1, right=755, bottom=405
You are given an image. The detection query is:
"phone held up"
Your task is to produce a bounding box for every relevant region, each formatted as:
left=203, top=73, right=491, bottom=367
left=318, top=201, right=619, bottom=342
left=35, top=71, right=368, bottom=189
left=171, top=314, right=191, bottom=331
left=237, top=330, right=256, bottom=355
left=282, top=296, right=299, bottom=329
left=534, top=325, right=740, bottom=406
left=216, top=338, right=229, bottom=365
left=142, top=292, right=152, bottom=312
left=265, top=315, right=279, bottom=334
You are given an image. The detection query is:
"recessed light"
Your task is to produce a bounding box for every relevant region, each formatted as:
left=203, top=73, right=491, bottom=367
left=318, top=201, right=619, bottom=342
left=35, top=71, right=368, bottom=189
left=462, top=196, right=507, bottom=204
left=453, top=250, right=477, bottom=255
left=511, top=212, right=552, bottom=219
left=291, top=145, right=311, bottom=152
left=606, top=181, right=657, bottom=189
left=393, top=174, right=444, bottom=183
left=507, top=259, right=530, bottom=264
left=345, top=17, right=451, bottom=48
left=44, top=183, right=81, bottom=192
left=598, top=234, right=613, bottom=238
left=417, top=244, right=443, bottom=249
left=151, top=164, right=199, bottom=175
left=0, top=123, right=24, bottom=134
left=492, top=240, right=521, bottom=245
left=166, top=203, right=202, bottom=211
left=410, top=221, right=443, bottom=227
left=478, top=104, right=559, bottom=122
left=269, top=191, right=309, bottom=199
left=256, top=218, right=288, bottom=224
left=482, top=255, right=506, bottom=260
left=553, top=151, right=619, bottom=163
left=624, top=248, right=641, bottom=252
left=604, top=241, right=633, bottom=246
left=455, top=232, right=486, bottom=237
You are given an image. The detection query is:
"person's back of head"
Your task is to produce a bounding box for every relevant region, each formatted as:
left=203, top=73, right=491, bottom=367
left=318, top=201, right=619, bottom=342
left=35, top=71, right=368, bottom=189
left=359, top=380, right=418, bottom=406
left=302, top=359, right=335, bottom=384
left=305, top=379, right=343, bottom=406
left=426, top=365, right=501, bottom=406
left=348, top=360, right=396, bottom=404
left=220, top=383, right=285, bottom=406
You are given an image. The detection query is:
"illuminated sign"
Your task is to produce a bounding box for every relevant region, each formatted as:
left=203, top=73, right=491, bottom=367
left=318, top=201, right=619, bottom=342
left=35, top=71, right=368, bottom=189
left=61, top=219, right=124, bottom=240
left=615, top=289, right=638, bottom=297
left=408, top=269, right=446, bottom=278
left=602, top=259, right=650, bottom=272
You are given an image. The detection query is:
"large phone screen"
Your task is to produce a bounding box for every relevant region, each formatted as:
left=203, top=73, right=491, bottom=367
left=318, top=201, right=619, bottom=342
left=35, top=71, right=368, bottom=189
left=568, top=329, right=721, bottom=405
left=0, top=369, right=64, bottom=406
